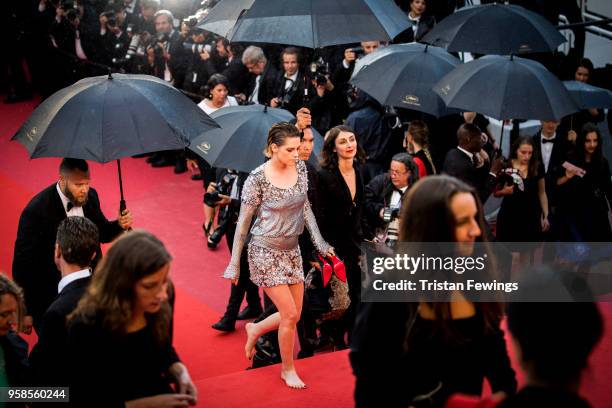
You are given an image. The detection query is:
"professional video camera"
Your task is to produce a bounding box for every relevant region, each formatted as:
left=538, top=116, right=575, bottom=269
left=204, top=171, right=238, bottom=249
left=309, top=57, right=329, bottom=86
left=113, top=30, right=152, bottom=68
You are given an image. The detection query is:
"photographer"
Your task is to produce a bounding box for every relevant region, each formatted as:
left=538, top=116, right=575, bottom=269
left=98, top=4, right=129, bottom=67
left=181, top=27, right=216, bottom=94
left=208, top=168, right=263, bottom=331
left=240, top=45, right=278, bottom=105
left=146, top=9, right=187, bottom=86
left=364, top=153, right=419, bottom=247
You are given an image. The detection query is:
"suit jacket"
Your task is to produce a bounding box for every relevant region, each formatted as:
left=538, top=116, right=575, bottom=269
left=443, top=148, right=490, bottom=203
left=245, top=62, right=278, bottom=105
left=393, top=14, right=436, bottom=44
left=12, top=184, right=122, bottom=327
left=316, top=164, right=365, bottom=258
left=28, top=276, right=91, bottom=386
left=531, top=131, right=570, bottom=210
left=222, top=57, right=250, bottom=96
left=364, top=173, right=396, bottom=234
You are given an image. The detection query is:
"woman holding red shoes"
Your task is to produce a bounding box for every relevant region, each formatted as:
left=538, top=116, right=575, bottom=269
left=316, top=125, right=367, bottom=346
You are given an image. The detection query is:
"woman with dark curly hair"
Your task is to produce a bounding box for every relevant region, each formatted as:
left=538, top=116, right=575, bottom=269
left=316, top=125, right=367, bottom=345
left=67, top=231, right=197, bottom=407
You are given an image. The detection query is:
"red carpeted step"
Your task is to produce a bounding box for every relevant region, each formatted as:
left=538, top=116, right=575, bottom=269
left=195, top=350, right=354, bottom=408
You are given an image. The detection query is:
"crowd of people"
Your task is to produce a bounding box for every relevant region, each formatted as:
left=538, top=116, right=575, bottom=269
left=2, top=0, right=611, bottom=406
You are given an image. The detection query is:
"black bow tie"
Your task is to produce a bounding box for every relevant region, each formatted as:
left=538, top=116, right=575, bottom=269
left=542, top=137, right=556, bottom=144
left=66, top=202, right=74, bottom=212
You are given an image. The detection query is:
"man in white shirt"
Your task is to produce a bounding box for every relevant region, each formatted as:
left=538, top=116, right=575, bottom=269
left=28, top=216, right=99, bottom=386
left=241, top=45, right=278, bottom=106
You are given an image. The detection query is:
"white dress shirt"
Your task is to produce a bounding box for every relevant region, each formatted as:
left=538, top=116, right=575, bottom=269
left=540, top=132, right=556, bottom=173
left=56, top=183, right=85, bottom=217
left=58, top=268, right=91, bottom=294
left=250, top=75, right=261, bottom=104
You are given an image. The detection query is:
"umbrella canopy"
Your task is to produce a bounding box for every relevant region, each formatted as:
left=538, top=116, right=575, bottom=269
left=563, top=80, right=612, bottom=109
left=422, top=4, right=566, bottom=55
left=433, top=55, right=578, bottom=121
left=197, top=0, right=254, bottom=38
left=226, top=0, right=411, bottom=48
left=188, top=105, right=323, bottom=173
left=350, top=43, right=462, bottom=117
left=12, top=73, right=219, bottom=162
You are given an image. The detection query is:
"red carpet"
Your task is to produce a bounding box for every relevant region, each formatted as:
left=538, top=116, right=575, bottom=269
left=1, top=97, right=611, bottom=407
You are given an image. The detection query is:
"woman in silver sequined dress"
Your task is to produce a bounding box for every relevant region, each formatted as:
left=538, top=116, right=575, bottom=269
left=223, top=123, right=334, bottom=389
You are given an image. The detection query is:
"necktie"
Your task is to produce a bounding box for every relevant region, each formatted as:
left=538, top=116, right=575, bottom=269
left=542, top=137, right=555, bottom=144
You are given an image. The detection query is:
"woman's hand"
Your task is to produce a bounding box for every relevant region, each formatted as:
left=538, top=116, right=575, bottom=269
left=541, top=213, right=550, bottom=232
left=170, top=362, right=198, bottom=405
left=125, top=393, right=195, bottom=407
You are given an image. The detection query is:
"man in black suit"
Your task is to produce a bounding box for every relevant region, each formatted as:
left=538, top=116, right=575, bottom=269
left=28, top=216, right=99, bottom=386
left=12, top=158, right=132, bottom=334
left=443, top=123, right=493, bottom=203
left=532, top=120, right=570, bottom=258
left=240, top=45, right=278, bottom=105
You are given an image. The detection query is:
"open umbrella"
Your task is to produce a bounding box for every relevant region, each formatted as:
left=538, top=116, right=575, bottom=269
left=350, top=43, right=461, bottom=117
left=563, top=81, right=612, bottom=109
left=197, top=0, right=254, bottom=38
left=422, top=3, right=566, bottom=55
left=188, top=105, right=323, bottom=173
left=223, top=0, right=411, bottom=48
left=433, top=55, right=578, bottom=149
left=12, top=73, right=219, bottom=210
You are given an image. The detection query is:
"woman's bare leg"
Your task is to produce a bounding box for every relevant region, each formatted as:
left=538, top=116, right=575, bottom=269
left=244, top=283, right=305, bottom=388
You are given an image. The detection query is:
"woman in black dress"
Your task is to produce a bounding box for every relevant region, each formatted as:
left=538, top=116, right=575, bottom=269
left=351, top=176, right=517, bottom=407
left=67, top=231, right=197, bottom=407
left=494, top=136, right=549, bottom=264
left=557, top=123, right=612, bottom=242
left=316, top=125, right=366, bottom=345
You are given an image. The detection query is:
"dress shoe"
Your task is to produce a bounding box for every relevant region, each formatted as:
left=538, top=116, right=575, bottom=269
left=211, top=316, right=235, bottom=332
left=237, top=306, right=263, bottom=320
left=174, top=159, right=187, bottom=174
left=151, top=157, right=175, bottom=167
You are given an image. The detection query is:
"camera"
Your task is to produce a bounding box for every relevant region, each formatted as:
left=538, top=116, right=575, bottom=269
left=183, top=42, right=208, bottom=54
left=350, top=46, right=365, bottom=57
left=382, top=207, right=400, bottom=223
left=309, top=58, right=329, bottom=87
left=183, top=15, right=199, bottom=29
left=101, top=10, right=117, bottom=27
left=275, top=92, right=293, bottom=109
left=206, top=172, right=238, bottom=249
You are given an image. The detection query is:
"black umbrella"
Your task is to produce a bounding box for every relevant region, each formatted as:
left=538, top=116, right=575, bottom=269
left=12, top=73, right=219, bottom=210
left=188, top=105, right=323, bottom=173
left=433, top=55, right=578, bottom=148
left=225, top=0, right=411, bottom=48
left=350, top=43, right=461, bottom=117
left=197, top=0, right=254, bottom=38
left=422, top=3, right=566, bottom=55
left=563, top=80, right=612, bottom=109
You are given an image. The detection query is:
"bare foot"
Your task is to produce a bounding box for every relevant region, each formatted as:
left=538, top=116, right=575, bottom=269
left=281, top=369, right=306, bottom=389
left=244, top=322, right=257, bottom=360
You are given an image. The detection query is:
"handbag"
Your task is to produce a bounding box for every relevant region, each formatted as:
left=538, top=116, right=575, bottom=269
left=306, top=252, right=351, bottom=320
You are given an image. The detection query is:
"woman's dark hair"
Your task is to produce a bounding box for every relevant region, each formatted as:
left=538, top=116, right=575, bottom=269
left=204, top=73, right=229, bottom=100
left=510, top=135, right=540, bottom=177
left=320, top=125, right=366, bottom=170
left=69, top=230, right=172, bottom=344
left=508, top=283, right=603, bottom=387
left=573, top=123, right=604, bottom=168
left=264, top=122, right=301, bottom=158
left=577, top=58, right=594, bottom=75
left=399, top=175, right=503, bottom=341
left=407, top=120, right=437, bottom=174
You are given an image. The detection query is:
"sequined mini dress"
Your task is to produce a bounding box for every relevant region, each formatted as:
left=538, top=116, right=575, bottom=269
left=224, top=160, right=331, bottom=287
